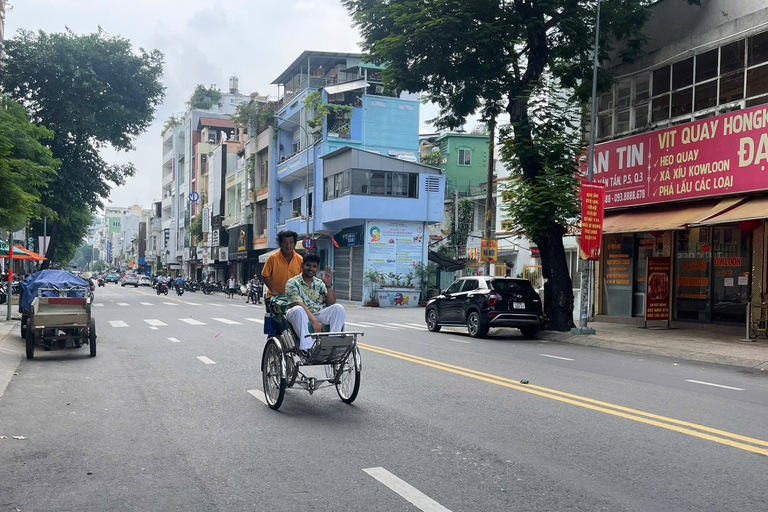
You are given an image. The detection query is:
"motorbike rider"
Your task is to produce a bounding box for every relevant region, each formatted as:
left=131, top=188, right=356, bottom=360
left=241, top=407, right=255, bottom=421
left=175, top=274, right=184, bottom=293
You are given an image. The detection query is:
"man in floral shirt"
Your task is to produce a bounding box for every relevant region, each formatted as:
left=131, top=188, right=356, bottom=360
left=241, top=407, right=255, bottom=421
left=285, top=254, right=345, bottom=351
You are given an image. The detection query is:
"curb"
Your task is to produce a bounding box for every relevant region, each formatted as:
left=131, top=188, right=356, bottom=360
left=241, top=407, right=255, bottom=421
left=0, top=319, right=24, bottom=398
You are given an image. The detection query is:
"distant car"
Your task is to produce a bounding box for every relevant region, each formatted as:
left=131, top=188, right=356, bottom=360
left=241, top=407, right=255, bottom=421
left=138, top=275, right=152, bottom=287
left=121, top=273, right=139, bottom=287
left=105, top=273, right=119, bottom=283
left=425, top=276, right=543, bottom=338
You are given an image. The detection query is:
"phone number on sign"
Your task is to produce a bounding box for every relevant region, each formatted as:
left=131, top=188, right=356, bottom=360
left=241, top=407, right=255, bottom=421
left=605, top=189, right=645, bottom=204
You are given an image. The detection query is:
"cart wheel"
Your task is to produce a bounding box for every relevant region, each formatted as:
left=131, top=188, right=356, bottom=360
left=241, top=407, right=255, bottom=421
left=262, top=339, right=286, bottom=410
left=21, top=316, right=27, bottom=338
left=89, top=318, right=97, bottom=357
left=335, top=347, right=361, bottom=404
left=25, top=327, right=35, bottom=360
left=285, top=353, right=298, bottom=388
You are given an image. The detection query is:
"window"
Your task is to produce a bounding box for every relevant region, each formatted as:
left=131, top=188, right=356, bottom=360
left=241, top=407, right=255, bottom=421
left=324, top=171, right=351, bottom=200
left=721, top=40, right=745, bottom=74
left=652, top=66, right=671, bottom=96
left=460, top=279, right=479, bottom=292
left=458, top=149, right=471, bottom=166
left=696, top=49, right=718, bottom=82
left=672, top=57, right=694, bottom=89
left=446, top=280, right=462, bottom=294
left=307, top=192, right=313, bottom=217
left=391, top=172, right=408, bottom=197
left=260, top=160, right=268, bottom=184
left=748, top=31, right=768, bottom=66
left=292, top=198, right=301, bottom=216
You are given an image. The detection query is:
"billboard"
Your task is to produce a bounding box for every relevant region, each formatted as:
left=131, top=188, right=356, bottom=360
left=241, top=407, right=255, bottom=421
left=590, top=104, right=768, bottom=209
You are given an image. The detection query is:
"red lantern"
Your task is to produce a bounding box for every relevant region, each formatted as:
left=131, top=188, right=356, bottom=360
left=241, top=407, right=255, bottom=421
left=649, top=231, right=665, bottom=239
left=738, top=219, right=762, bottom=231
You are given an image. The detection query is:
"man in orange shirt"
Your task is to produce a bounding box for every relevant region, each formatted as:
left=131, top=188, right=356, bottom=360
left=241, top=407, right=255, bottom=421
left=261, top=230, right=303, bottom=300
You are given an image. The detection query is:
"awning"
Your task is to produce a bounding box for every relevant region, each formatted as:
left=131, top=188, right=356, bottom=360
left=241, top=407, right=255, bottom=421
left=602, top=198, right=744, bottom=234
left=497, top=250, right=519, bottom=258
left=324, top=79, right=369, bottom=96
left=0, top=245, right=47, bottom=260
left=258, top=249, right=278, bottom=264
left=428, top=250, right=466, bottom=271
left=693, top=196, right=768, bottom=225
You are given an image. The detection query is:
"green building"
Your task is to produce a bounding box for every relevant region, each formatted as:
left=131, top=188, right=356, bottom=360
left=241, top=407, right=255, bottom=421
left=434, top=133, right=489, bottom=196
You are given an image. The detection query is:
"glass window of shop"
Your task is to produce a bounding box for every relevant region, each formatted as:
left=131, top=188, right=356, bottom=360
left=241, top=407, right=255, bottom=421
left=674, top=225, right=750, bottom=324
left=602, top=233, right=667, bottom=317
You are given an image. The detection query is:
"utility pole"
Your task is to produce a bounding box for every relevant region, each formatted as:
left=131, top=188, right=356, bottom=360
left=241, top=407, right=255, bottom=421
left=454, top=188, right=459, bottom=259
left=572, top=0, right=601, bottom=335
left=6, top=233, right=13, bottom=321
left=483, top=120, right=496, bottom=276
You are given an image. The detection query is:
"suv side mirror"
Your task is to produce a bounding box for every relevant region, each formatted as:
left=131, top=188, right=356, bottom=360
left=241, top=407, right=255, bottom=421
left=441, top=289, right=448, bottom=295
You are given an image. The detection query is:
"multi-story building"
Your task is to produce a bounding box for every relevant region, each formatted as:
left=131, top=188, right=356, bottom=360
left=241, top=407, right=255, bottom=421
left=590, top=0, right=768, bottom=332
left=259, top=51, right=445, bottom=302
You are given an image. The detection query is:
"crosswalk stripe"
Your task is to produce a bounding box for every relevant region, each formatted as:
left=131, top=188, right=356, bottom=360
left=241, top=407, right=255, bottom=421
left=140, top=302, right=153, bottom=306
left=117, top=303, right=129, bottom=306
left=93, top=303, right=104, bottom=307
left=358, top=321, right=398, bottom=329
left=144, top=319, right=168, bottom=327
left=197, top=356, right=216, bottom=365
left=212, top=318, right=242, bottom=325
left=346, top=322, right=368, bottom=327
left=406, top=323, right=425, bottom=328
left=163, top=302, right=178, bottom=306
left=168, top=337, right=181, bottom=343
left=247, top=389, right=267, bottom=405
left=149, top=326, right=159, bottom=330
left=180, top=318, right=206, bottom=325
left=185, top=302, right=201, bottom=306
left=245, top=318, right=264, bottom=324
left=232, top=304, right=247, bottom=308
left=109, top=320, right=129, bottom=328
left=397, top=324, right=426, bottom=330
left=210, top=303, right=225, bottom=307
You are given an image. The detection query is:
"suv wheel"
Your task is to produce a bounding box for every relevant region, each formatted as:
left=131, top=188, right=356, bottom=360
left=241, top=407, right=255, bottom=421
left=467, top=311, right=489, bottom=338
left=426, top=308, right=441, bottom=332
left=519, top=325, right=539, bottom=339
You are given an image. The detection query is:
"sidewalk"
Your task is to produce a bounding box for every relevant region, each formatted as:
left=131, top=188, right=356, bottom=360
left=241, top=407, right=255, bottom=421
left=0, top=317, right=23, bottom=398
left=540, top=322, right=768, bottom=370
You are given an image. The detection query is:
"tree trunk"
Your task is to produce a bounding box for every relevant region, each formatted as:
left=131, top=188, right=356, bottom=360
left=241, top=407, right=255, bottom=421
left=40, top=220, right=59, bottom=270
left=536, top=228, right=575, bottom=331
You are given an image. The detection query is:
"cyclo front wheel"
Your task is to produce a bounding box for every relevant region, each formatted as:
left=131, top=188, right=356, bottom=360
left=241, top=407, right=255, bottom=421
left=262, top=339, right=286, bottom=410
left=334, top=346, right=361, bottom=404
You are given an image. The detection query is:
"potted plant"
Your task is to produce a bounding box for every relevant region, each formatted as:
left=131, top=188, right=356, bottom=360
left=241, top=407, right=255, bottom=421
left=363, top=268, right=382, bottom=306
left=413, top=262, right=435, bottom=306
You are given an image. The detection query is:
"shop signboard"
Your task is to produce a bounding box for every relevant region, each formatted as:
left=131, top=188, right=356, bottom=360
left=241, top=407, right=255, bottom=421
left=579, top=181, right=606, bottom=260
left=229, top=224, right=252, bottom=258
left=645, top=257, right=671, bottom=321
left=365, top=221, right=423, bottom=278
left=590, top=103, right=768, bottom=209
left=480, top=238, right=497, bottom=262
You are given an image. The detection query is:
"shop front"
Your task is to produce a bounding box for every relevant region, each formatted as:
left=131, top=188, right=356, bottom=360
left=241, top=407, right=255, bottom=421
left=229, top=224, right=252, bottom=283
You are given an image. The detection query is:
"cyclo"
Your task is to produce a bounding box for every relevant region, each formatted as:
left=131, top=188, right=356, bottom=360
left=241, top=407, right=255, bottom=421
left=261, top=294, right=362, bottom=410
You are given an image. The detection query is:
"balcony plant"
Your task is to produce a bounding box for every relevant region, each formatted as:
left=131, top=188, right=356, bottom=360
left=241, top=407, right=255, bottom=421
left=413, top=262, right=435, bottom=305
left=363, top=268, right=383, bottom=306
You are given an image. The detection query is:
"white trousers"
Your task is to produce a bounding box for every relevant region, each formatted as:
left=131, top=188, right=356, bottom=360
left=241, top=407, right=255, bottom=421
left=286, top=303, right=346, bottom=350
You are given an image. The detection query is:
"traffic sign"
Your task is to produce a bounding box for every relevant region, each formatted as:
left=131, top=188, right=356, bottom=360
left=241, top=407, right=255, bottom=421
left=189, top=191, right=200, bottom=204
left=302, top=237, right=314, bottom=250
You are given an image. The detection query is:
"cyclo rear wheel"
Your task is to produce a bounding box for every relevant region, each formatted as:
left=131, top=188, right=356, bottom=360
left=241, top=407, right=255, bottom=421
left=262, top=339, right=286, bottom=410
left=334, top=347, right=360, bottom=404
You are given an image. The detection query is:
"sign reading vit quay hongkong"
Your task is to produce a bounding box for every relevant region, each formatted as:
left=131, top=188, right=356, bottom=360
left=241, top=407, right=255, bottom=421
left=590, top=104, right=768, bottom=208
left=645, top=257, right=671, bottom=321
left=366, top=221, right=424, bottom=276
left=579, top=181, right=606, bottom=260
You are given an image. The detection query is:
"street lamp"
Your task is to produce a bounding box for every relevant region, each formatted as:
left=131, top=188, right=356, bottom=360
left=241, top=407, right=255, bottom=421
left=572, top=0, right=601, bottom=335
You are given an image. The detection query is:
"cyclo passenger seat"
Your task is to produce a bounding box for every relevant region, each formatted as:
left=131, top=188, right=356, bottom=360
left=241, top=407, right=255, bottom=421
left=264, top=295, right=336, bottom=360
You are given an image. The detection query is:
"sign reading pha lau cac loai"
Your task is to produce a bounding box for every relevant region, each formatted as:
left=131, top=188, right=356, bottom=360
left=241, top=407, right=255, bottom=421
left=588, top=103, right=768, bottom=208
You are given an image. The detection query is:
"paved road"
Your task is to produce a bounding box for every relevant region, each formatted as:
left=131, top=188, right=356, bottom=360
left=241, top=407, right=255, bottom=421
left=1, top=284, right=767, bottom=511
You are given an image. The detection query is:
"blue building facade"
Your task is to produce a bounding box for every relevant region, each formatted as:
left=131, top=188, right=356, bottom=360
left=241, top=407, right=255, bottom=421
left=268, top=51, right=445, bottom=302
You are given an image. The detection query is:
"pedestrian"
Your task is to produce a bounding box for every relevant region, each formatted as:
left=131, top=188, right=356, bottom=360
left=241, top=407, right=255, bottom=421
left=228, top=275, right=236, bottom=299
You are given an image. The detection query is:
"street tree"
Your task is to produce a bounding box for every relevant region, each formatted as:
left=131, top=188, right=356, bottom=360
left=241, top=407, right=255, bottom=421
left=0, top=96, right=58, bottom=229
left=343, top=0, right=700, bottom=330
left=0, top=28, right=165, bottom=266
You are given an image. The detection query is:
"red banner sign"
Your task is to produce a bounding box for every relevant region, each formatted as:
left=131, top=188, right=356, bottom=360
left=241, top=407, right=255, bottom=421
left=587, top=103, right=768, bottom=209
left=579, top=181, right=606, bottom=260
left=646, top=257, right=671, bottom=321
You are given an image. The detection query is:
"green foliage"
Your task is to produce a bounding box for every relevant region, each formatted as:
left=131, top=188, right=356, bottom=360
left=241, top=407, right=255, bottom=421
left=447, top=198, right=473, bottom=257
left=232, top=100, right=275, bottom=134
left=161, top=114, right=182, bottom=136
left=363, top=267, right=383, bottom=301
left=187, top=84, right=222, bottom=110
left=189, top=213, right=203, bottom=244
left=303, top=90, right=353, bottom=131
left=0, top=96, right=58, bottom=228
left=412, top=262, right=436, bottom=300
left=1, top=28, right=164, bottom=262
left=421, top=149, right=443, bottom=167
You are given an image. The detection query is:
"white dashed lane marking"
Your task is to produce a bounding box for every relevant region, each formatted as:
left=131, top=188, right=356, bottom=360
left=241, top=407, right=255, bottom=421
left=212, top=318, right=242, bottom=325
left=144, top=319, right=168, bottom=327
left=140, top=302, right=153, bottom=306
left=197, top=356, right=216, bottom=365
left=685, top=379, right=745, bottom=391
left=168, top=337, right=181, bottom=343
left=386, top=323, right=423, bottom=330
left=117, top=303, right=129, bottom=306
left=93, top=303, right=104, bottom=307
left=247, top=389, right=267, bottom=405
left=108, top=320, right=129, bottom=328
left=406, top=323, right=426, bottom=328
left=149, top=326, right=159, bottom=330
left=163, top=302, right=178, bottom=306
left=540, top=354, right=574, bottom=361
left=185, top=302, right=201, bottom=306
left=449, top=338, right=472, bottom=344
left=245, top=318, right=264, bottom=324
left=363, top=467, right=451, bottom=512
left=180, top=318, right=206, bottom=325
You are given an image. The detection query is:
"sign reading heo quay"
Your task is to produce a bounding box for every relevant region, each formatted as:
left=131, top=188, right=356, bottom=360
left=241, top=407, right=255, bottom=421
left=579, top=181, right=606, bottom=260
left=589, top=104, right=768, bottom=209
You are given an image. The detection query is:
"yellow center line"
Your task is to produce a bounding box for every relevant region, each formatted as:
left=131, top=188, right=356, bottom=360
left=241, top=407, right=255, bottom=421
left=358, top=342, right=768, bottom=456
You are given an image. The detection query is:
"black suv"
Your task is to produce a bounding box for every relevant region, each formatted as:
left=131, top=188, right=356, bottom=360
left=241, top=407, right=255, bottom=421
left=425, top=277, right=543, bottom=338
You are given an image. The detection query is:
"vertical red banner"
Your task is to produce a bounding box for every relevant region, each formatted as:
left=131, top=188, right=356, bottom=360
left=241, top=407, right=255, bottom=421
left=646, top=257, right=671, bottom=321
left=579, top=181, right=606, bottom=260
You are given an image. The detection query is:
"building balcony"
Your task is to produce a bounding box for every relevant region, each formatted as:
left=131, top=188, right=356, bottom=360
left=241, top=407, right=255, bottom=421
left=162, top=195, right=173, bottom=210
left=163, top=148, right=173, bottom=165
left=162, top=172, right=173, bottom=188
left=162, top=219, right=173, bottom=230
left=256, top=186, right=268, bottom=201
left=322, top=194, right=443, bottom=226
left=277, top=150, right=310, bottom=182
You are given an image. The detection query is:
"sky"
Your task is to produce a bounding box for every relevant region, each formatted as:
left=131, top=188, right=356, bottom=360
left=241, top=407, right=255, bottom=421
left=5, top=0, right=469, bottom=212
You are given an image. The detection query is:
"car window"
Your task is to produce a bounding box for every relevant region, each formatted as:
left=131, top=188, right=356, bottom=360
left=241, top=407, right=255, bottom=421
left=490, top=279, right=535, bottom=293
left=446, top=280, right=463, bottom=294
left=460, top=279, right=479, bottom=292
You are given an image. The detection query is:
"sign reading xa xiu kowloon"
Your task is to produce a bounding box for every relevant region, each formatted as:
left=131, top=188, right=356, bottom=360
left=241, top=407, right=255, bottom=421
left=589, top=103, right=768, bottom=209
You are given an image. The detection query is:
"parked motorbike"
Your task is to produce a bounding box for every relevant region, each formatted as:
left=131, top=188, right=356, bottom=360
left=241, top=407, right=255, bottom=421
left=239, top=283, right=248, bottom=296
